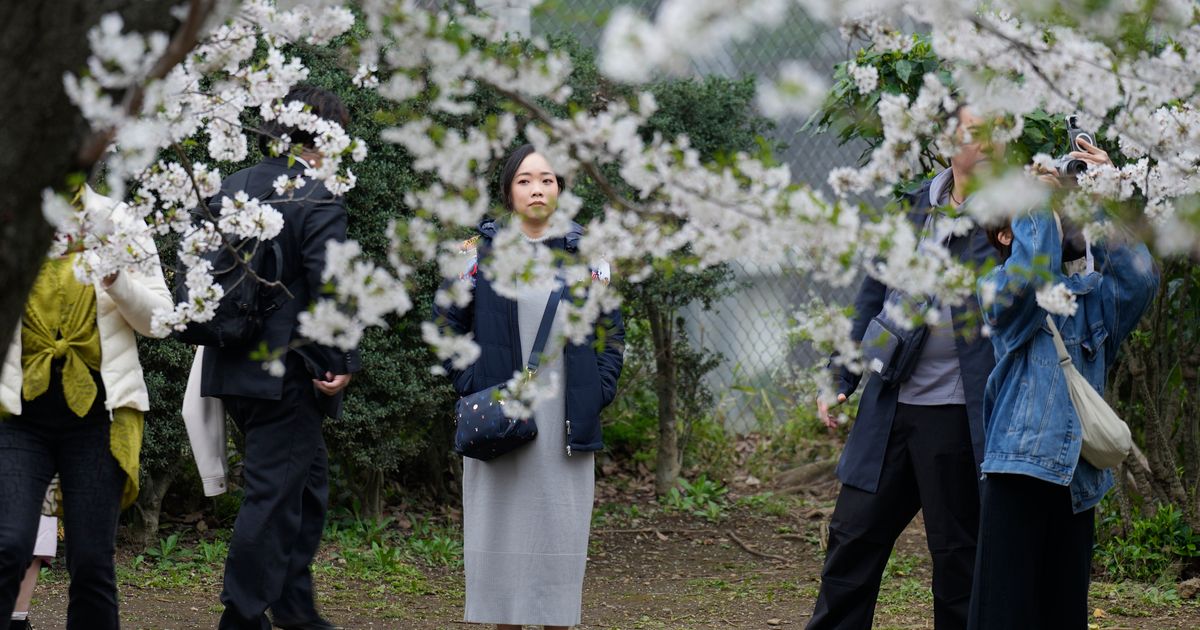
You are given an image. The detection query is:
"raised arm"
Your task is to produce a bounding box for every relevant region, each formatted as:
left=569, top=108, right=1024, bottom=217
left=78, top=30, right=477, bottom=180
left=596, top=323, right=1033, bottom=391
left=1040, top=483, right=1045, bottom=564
left=1091, top=236, right=1159, bottom=357
left=978, top=211, right=1063, bottom=352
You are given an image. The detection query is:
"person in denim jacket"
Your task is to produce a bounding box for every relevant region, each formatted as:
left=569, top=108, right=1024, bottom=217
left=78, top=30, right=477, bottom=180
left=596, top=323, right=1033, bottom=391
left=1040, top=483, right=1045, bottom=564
left=968, top=207, right=1158, bottom=630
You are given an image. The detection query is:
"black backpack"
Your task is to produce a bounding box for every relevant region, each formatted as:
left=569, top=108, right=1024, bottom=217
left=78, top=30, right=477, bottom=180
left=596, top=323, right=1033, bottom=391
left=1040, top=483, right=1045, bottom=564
left=171, top=175, right=289, bottom=348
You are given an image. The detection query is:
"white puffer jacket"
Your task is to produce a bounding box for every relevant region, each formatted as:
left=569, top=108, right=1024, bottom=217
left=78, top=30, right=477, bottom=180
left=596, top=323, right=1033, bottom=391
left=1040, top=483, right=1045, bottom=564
left=0, top=188, right=172, bottom=415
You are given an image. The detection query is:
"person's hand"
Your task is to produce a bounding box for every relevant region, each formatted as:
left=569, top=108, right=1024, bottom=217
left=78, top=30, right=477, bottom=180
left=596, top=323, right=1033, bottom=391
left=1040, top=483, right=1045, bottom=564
left=1031, top=162, right=1061, bottom=188
left=1070, top=137, right=1112, bottom=168
left=313, top=371, right=352, bottom=396
left=818, top=393, right=848, bottom=429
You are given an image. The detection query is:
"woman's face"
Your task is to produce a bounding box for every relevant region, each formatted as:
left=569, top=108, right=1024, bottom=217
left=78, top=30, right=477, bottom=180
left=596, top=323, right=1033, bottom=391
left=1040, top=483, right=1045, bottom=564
left=954, top=107, right=1007, bottom=174
left=509, top=152, right=560, bottom=222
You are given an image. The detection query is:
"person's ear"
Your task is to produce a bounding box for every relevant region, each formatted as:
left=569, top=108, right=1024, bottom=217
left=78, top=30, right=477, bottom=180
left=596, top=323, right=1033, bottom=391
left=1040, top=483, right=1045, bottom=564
left=999, top=229, right=1013, bottom=246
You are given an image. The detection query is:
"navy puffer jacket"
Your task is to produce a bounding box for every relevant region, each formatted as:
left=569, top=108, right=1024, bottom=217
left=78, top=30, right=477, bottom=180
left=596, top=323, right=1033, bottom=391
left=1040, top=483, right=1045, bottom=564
left=433, top=218, right=625, bottom=453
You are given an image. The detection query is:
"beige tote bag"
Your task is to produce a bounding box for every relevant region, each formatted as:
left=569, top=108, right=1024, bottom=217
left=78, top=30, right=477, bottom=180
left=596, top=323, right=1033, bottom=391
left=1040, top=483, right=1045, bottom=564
left=1045, top=315, right=1132, bottom=470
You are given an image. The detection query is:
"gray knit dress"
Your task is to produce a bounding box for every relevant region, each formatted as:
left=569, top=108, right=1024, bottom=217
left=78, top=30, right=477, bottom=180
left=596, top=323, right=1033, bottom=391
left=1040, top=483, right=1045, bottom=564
left=462, top=279, right=596, bottom=627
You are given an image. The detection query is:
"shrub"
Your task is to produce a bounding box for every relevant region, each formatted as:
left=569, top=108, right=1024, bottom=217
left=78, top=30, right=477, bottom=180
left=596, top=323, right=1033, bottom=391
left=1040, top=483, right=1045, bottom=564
left=1096, top=502, right=1200, bottom=582
left=661, top=475, right=730, bottom=522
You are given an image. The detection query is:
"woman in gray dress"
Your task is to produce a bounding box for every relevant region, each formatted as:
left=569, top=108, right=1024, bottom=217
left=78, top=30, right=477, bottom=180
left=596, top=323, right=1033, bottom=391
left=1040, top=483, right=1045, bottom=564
left=434, top=145, right=625, bottom=629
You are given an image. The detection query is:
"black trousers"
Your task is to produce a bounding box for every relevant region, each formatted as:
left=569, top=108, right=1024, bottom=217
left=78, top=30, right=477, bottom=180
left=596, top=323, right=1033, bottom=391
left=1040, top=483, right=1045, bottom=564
left=808, top=403, right=980, bottom=630
left=0, top=399, right=124, bottom=629
left=967, top=473, right=1094, bottom=630
left=218, top=368, right=330, bottom=630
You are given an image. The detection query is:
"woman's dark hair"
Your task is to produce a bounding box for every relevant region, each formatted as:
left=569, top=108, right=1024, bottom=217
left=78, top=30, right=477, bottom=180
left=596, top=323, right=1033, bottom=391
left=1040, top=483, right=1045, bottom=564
left=258, top=84, right=350, bottom=156
left=986, top=220, right=1013, bottom=262
left=498, top=144, right=566, bottom=211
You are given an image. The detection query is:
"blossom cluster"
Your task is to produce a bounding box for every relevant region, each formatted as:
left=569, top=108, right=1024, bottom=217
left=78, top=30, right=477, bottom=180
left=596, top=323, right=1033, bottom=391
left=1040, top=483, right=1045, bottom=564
left=55, top=0, right=1200, bottom=413
left=57, top=1, right=362, bottom=336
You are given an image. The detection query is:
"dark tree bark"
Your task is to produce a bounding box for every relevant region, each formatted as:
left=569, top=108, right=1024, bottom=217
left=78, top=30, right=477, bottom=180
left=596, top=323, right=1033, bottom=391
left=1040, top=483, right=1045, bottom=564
left=648, top=302, right=680, bottom=496
left=126, top=459, right=183, bottom=550
left=0, top=1, right=186, bottom=354
left=355, top=467, right=385, bottom=520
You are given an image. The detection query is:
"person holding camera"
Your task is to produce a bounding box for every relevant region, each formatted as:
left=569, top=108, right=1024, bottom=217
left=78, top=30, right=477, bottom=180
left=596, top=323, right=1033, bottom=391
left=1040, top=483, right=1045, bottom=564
left=806, top=106, right=1001, bottom=630
left=967, top=140, right=1158, bottom=630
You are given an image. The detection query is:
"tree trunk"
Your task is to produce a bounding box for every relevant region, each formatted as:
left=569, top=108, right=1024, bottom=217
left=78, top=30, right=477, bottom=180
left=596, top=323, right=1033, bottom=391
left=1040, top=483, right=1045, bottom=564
left=648, top=303, right=679, bottom=496
left=126, top=462, right=181, bottom=550
left=356, top=467, right=385, bottom=520
left=423, top=410, right=458, bottom=501
left=0, top=1, right=180, bottom=353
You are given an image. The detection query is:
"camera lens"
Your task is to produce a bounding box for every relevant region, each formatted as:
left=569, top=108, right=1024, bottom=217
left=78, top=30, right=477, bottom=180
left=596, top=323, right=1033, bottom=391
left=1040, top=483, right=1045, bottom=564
left=1064, top=159, right=1088, bottom=176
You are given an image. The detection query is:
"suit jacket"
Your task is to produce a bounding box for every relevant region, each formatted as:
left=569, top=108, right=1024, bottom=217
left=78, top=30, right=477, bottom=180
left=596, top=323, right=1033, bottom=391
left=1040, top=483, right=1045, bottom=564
left=200, top=156, right=360, bottom=417
left=833, top=177, right=998, bottom=493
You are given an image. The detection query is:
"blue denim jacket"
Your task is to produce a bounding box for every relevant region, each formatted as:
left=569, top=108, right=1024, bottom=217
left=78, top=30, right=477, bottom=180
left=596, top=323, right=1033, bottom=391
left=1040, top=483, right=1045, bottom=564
left=977, top=212, right=1158, bottom=513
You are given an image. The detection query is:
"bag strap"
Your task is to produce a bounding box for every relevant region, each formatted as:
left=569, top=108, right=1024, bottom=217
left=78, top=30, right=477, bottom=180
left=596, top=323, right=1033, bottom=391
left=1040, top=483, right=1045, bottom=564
left=1045, top=314, right=1073, bottom=367
left=526, top=280, right=567, bottom=375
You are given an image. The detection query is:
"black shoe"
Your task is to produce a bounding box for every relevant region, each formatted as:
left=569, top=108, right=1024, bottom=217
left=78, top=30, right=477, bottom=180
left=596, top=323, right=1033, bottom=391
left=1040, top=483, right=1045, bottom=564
left=9, top=618, right=33, bottom=630
left=273, top=618, right=342, bottom=630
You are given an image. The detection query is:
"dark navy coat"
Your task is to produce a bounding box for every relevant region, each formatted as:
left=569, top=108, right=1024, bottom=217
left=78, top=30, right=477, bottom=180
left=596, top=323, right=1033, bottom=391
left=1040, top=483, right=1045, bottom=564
left=433, top=219, right=625, bottom=453
left=834, top=178, right=998, bottom=493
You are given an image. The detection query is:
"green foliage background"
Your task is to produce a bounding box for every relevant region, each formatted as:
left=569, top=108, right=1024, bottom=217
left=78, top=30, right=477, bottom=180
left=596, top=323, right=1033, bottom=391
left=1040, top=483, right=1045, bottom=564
left=135, top=27, right=777, bottom=518
left=808, top=33, right=1092, bottom=194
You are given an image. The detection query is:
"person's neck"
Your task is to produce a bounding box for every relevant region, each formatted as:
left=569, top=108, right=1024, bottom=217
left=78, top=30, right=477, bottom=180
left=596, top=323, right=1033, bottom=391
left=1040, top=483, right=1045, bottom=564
left=949, top=163, right=972, bottom=206
left=520, top=218, right=549, bottom=240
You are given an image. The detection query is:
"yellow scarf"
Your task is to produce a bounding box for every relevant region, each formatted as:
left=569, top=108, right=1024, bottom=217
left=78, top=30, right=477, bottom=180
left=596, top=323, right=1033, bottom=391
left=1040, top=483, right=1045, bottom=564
left=21, top=256, right=101, bottom=416
left=20, top=256, right=143, bottom=510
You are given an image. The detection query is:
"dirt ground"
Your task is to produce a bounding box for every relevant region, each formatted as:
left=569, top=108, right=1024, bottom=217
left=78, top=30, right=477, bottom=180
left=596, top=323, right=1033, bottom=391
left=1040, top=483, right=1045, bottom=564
left=29, top=494, right=1200, bottom=630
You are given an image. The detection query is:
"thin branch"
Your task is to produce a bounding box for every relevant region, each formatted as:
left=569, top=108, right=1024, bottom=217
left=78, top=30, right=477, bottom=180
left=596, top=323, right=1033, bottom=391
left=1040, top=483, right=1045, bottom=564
left=593, top=527, right=711, bottom=535
left=169, top=141, right=293, bottom=299
left=490, top=84, right=643, bottom=214
left=78, top=0, right=218, bottom=166
left=966, top=14, right=1196, bottom=174
left=726, top=530, right=789, bottom=563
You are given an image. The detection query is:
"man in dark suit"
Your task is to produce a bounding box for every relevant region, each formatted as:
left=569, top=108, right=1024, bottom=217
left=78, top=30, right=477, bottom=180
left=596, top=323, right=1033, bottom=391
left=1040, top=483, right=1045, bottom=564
left=200, top=85, right=359, bottom=630
left=806, top=107, right=1002, bottom=630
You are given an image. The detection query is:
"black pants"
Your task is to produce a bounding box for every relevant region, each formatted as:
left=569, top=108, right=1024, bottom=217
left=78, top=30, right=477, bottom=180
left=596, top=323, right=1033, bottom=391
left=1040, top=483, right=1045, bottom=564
left=218, top=370, right=330, bottom=630
left=967, top=473, right=1094, bottom=630
left=808, top=403, right=980, bottom=630
left=0, top=404, right=124, bottom=629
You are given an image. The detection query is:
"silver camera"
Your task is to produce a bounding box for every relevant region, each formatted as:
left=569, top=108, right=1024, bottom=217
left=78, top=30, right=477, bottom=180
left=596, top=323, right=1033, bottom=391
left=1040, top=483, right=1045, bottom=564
left=1053, top=115, right=1095, bottom=178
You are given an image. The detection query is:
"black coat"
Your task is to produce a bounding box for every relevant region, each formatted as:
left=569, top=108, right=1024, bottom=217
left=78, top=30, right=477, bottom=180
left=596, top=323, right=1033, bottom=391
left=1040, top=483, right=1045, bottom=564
left=433, top=219, right=625, bottom=453
left=201, top=156, right=359, bottom=416
left=834, top=178, right=997, bottom=492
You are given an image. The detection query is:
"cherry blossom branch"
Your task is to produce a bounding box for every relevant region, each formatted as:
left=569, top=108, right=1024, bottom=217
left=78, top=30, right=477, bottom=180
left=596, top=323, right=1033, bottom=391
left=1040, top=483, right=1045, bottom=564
left=489, top=84, right=643, bottom=215
left=167, top=141, right=293, bottom=298
left=77, top=0, right=217, bottom=166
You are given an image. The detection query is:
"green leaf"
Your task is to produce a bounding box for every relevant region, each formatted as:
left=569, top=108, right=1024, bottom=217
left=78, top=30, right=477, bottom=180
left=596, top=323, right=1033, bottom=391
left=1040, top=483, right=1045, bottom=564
left=894, top=59, right=914, bottom=84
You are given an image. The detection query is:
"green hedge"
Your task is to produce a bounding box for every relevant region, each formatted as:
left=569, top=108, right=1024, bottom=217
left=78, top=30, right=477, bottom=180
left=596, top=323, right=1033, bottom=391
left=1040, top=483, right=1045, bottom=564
left=136, top=27, right=775, bottom=520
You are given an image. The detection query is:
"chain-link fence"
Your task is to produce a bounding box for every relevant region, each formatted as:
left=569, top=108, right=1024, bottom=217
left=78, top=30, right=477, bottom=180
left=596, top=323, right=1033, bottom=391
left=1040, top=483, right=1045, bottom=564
left=526, top=1, right=868, bottom=431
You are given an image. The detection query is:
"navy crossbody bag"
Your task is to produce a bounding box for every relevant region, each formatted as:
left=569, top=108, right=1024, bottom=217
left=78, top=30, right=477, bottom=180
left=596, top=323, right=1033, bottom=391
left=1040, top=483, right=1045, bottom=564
left=453, top=282, right=566, bottom=461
